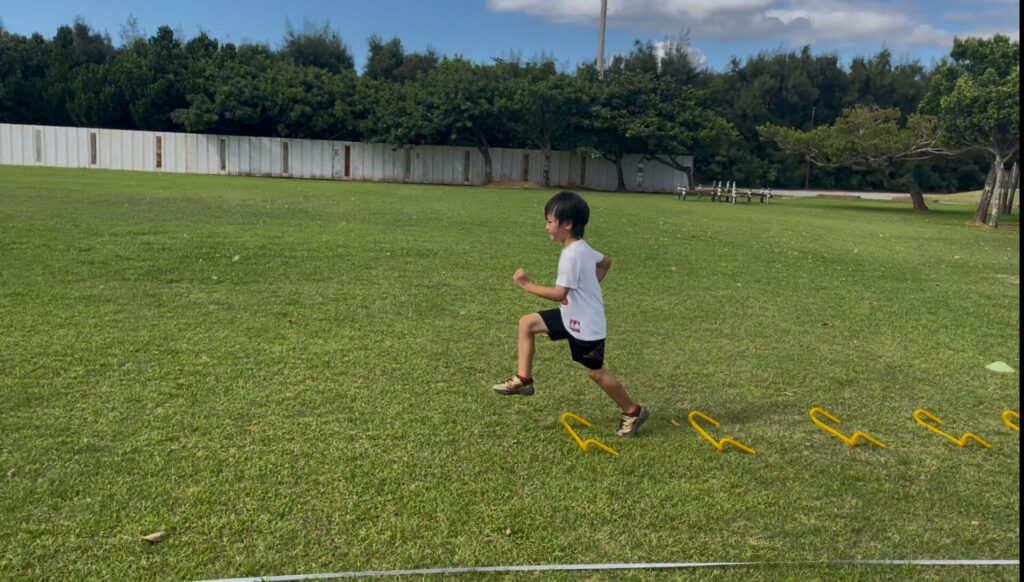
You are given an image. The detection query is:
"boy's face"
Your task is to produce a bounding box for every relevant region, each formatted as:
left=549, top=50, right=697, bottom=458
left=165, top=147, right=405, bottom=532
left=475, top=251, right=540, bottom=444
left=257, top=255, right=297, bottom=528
left=545, top=213, right=573, bottom=242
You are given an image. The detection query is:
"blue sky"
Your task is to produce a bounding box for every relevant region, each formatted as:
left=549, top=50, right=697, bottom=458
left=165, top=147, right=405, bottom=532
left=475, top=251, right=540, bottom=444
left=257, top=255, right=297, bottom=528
left=1, top=0, right=1019, bottom=71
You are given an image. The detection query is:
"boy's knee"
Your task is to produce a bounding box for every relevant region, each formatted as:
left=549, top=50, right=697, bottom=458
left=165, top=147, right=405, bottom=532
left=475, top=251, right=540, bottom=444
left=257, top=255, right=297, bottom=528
left=518, top=314, right=533, bottom=332
left=519, top=313, right=543, bottom=334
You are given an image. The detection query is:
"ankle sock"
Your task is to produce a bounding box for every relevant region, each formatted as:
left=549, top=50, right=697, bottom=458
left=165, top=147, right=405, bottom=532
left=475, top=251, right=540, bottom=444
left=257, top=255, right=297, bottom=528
left=516, top=374, right=533, bottom=384
left=625, top=404, right=641, bottom=416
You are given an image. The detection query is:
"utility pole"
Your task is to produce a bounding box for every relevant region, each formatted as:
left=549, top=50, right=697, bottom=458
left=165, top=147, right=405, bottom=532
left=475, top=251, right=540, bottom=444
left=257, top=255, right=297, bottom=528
left=597, top=0, right=607, bottom=79
left=803, top=105, right=816, bottom=189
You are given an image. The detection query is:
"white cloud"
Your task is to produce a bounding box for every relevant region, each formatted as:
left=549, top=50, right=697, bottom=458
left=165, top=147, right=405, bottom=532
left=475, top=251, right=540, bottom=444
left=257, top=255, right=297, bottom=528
left=653, top=39, right=708, bottom=67
left=487, top=0, right=778, bottom=26
left=957, top=27, right=1021, bottom=41
left=486, top=0, right=1008, bottom=56
left=763, top=0, right=954, bottom=47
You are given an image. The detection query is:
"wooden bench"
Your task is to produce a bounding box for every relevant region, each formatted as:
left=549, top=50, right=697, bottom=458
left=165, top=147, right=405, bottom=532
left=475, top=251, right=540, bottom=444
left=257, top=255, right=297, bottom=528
left=677, top=185, right=772, bottom=204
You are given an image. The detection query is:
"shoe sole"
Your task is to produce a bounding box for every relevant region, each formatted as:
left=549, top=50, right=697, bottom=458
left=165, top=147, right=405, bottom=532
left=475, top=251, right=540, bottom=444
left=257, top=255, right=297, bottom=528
left=618, top=407, right=650, bottom=437
left=493, top=386, right=534, bottom=396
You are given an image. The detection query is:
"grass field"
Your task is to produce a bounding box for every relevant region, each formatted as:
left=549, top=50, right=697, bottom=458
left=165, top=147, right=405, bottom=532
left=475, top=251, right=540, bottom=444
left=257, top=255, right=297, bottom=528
left=0, top=166, right=1019, bottom=581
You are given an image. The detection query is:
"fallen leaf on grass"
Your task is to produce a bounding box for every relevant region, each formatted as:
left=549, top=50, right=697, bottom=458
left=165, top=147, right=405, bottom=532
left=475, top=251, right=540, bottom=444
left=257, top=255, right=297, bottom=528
left=783, top=392, right=794, bottom=397
left=505, top=528, right=512, bottom=536
left=142, top=531, right=169, bottom=543
left=971, top=521, right=980, bottom=526
left=821, top=322, right=834, bottom=327
left=668, top=419, right=681, bottom=427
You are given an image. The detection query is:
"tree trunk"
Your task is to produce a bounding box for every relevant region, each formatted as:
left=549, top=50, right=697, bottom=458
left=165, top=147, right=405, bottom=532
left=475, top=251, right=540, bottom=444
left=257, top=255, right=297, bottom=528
left=882, top=172, right=928, bottom=211
left=1006, top=161, right=1019, bottom=216
left=478, top=146, right=493, bottom=184
left=651, top=154, right=694, bottom=188
left=989, top=159, right=1005, bottom=228
left=973, top=157, right=1002, bottom=225
left=473, top=127, right=494, bottom=185
left=1001, top=161, right=1017, bottom=215
left=907, top=180, right=929, bottom=211
left=541, top=148, right=551, bottom=188
left=604, top=153, right=626, bottom=191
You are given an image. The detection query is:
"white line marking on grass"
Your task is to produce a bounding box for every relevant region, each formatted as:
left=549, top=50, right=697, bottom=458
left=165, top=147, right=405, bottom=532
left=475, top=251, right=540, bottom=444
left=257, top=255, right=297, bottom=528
left=193, top=559, right=1019, bottom=581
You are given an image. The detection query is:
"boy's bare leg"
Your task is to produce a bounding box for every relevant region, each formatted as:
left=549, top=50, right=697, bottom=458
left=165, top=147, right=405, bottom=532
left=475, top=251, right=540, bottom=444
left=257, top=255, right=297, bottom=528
left=587, top=367, right=636, bottom=413
left=517, top=313, right=548, bottom=378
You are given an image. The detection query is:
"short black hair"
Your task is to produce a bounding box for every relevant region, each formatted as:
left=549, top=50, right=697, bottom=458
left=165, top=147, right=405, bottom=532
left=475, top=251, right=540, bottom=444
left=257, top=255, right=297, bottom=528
left=544, top=191, right=589, bottom=238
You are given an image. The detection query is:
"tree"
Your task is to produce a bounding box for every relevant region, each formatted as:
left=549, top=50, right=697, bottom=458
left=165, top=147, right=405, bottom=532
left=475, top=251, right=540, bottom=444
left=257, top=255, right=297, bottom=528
left=114, top=26, right=189, bottom=130
left=0, top=31, right=53, bottom=124
left=281, top=18, right=354, bottom=73
left=575, top=68, right=658, bottom=191
left=173, top=43, right=359, bottom=139
left=392, top=49, right=439, bottom=82
left=921, top=35, right=1020, bottom=226
left=66, top=62, right=132, bottom=128
left=643, top=86, right=738, bottom=188
left=45, top=20, right=116, bottom=126
left=844, top=49, right=929, bottom=116
left=705, top=46, right=849, bottom=187
left=506, top=59, right=582, bottom=186
left=656, top=36, right=706, bottom=87
left=364, top=35, right=404, bottom=80
left=607, top=37, right=704, bottom=86
left=760, top=106, right=955, bottom=210
left=378, top=57, right=511, bottom=183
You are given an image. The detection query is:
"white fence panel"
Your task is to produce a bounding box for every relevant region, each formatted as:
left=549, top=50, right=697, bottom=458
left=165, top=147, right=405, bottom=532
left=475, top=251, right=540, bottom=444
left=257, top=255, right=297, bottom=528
left=51, top=127, right=66, bottom=167
left=245, top=137, right=258, bottom=176
left=383, top=145, right=402, bottom=183
left=12, top=125, right=26, bottom=165
left=0, top=123, right=692, bottom=192
left=0, top=124, right=10, bottom=165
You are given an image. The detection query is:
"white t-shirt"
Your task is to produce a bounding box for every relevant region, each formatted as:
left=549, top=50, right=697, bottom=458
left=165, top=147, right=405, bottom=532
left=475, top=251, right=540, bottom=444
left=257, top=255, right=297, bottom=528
left=555, top=240, right=606, bottom=341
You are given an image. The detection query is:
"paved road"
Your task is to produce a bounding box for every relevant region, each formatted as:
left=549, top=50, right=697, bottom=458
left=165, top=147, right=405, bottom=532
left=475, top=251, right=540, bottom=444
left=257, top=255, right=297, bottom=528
left=770, top=189, right=902, bottom=200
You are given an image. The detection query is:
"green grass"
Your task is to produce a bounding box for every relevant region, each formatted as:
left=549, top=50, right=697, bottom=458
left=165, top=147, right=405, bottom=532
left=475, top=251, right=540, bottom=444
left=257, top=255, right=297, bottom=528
left=932, top=190, right=988, bottom=205
left=916, top=189, right=1017, bottom=207
left=0, top=166, right=1019, bottom=581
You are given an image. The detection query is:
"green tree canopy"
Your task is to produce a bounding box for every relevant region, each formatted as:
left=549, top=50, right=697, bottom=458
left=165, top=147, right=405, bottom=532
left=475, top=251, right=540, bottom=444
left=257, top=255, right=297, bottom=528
left=173, top=43, right=358, bottom=139
left=281, top=19, right=354, bottom=73
left=364, top=35, right=404, bottom=80
left=760, top=106, right=953, bottom=210
left=505, top=59, right=583, bottom=186
left=921, top=35, right=1019, bottom=224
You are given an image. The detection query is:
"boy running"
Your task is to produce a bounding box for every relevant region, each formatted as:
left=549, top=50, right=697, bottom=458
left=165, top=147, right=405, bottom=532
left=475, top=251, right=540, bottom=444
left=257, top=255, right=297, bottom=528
left=492, top=191, right=649, bottom=437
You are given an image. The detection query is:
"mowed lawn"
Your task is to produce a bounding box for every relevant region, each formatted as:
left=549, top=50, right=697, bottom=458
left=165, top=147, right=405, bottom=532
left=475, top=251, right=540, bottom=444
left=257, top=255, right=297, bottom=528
left=0, top=166, right=1019, bottom=581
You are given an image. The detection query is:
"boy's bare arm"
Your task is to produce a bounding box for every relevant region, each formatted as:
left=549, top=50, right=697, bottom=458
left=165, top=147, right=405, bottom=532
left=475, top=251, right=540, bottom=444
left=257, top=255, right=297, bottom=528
left=596, top=255, right=611, bottom=283
left=513, top=268, right=569, bottom=302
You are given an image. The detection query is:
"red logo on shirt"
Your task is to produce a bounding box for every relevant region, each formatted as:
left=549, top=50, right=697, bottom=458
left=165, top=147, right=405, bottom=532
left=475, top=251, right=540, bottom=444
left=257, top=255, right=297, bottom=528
left=561, top=298, right=568, bottom=306
left=569, top=319, right=580, bottom=332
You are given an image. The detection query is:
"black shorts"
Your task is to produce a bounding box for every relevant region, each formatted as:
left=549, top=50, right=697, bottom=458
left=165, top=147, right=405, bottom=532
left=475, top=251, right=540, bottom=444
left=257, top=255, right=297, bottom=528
left=538, top=309, right=605, bottom=370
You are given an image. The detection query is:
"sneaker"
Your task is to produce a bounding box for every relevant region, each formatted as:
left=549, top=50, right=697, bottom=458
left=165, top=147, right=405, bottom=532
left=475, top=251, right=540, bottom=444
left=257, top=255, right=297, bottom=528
left=492, top=376, right=534, bottom=396
left=617, top=406, right=649, bottom=437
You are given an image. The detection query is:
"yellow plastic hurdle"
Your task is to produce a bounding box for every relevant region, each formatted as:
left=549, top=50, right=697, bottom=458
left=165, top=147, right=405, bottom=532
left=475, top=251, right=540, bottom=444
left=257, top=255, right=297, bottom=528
left=914, top=409, right=991, bottom=448
left=1003, top=410, right=1019, bottom=432
left=809, top=408, right=885, bottom=448
left=560, top=412, right=619, bottom=456
left=687, top=411, right=755, bottom=454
